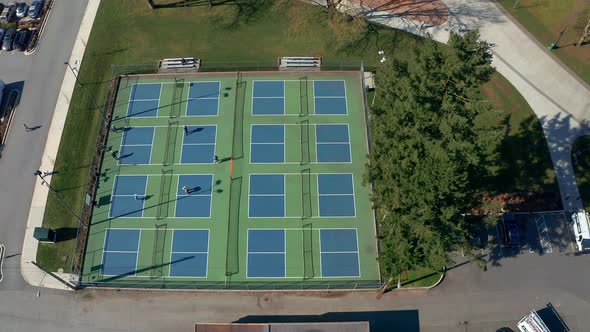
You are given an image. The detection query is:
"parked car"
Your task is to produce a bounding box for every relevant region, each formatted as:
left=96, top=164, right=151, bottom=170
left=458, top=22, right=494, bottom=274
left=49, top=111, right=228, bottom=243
left=0, top=29, right=5, bottom=43
left=2, top=28, right=16, bottom=51
left=16, top=2, right=27, bottom=18
left=0, top=1, right=17, bottom=23
left=506, top=223, right=520, bottom=247
left=12, top=28, right=29, bottom=51
left=28, top=0, right=43, bottom=19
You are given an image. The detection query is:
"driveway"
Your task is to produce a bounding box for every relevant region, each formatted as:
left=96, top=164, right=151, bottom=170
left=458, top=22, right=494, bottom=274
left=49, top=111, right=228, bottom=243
left=360, top=0, right=590, bottom=212
left=0, top=0, right=90, bottom=291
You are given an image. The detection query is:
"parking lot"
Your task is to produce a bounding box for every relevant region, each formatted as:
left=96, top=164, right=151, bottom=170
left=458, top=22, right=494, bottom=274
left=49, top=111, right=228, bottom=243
left=0, top=0, right=50, bottom=55
left=493, top=212, right=575, bottom=257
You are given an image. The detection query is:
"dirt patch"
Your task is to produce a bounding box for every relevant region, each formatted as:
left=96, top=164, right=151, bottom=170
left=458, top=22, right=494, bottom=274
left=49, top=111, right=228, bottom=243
left=352, top=0, right=449, bottom=26
left=475, top=192, right=563, bottom=214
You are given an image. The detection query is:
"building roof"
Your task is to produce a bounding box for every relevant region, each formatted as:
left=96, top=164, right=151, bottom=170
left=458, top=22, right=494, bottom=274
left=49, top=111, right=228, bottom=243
left=195, top=322, right=370, bottom=332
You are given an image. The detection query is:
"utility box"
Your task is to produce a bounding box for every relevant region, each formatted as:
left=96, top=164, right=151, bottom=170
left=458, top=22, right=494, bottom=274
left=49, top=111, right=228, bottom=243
left=33, top=227, right=57, bottom=243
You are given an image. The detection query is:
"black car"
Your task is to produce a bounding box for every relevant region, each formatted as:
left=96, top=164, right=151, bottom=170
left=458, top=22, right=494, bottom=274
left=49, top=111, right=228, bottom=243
left=12, top=28, right=29, bottom=51
left=2, top=28, right=16, bottom=51
left=0, top=29, right=5, bottom=43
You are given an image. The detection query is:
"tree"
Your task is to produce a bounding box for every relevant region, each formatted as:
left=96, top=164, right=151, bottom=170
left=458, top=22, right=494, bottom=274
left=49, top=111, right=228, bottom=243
left=367, top=31, right=502, bottom=289
left=146, top=0, right=156, bottom=10
left=575, top=7, right=590, bottom=47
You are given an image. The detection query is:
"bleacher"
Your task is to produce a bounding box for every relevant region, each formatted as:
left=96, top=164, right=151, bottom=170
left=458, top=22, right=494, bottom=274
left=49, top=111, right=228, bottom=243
left=278, top=56, right=322, bottom=71
left=158, top=57, right=200, bottom=72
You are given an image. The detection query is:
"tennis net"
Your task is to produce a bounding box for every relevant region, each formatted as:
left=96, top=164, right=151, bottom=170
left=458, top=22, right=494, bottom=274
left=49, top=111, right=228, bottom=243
left=299, top=76, right=309, bottom=116
left=232, top=72, right=245, bottom=159
left=171, top=78, right=184, bottom=118
left=225, top=176, right=242, bottom=276
left=156, top=168, right=173, bottom=220
left=163, top=120, right=178, bottom=166
left=300, top=120, right=310, bottom=165
left=150, top=223, right=167, bottom=278
left=303, top=223, right=314, bottom=279
left=301, top=168, right=312, bottom=219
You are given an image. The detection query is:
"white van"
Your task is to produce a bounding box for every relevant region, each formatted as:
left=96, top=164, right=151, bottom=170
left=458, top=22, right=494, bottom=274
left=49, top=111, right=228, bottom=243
left=517, top=310, right=550, bottom=332
left=572, top=210, right=590, bottom=251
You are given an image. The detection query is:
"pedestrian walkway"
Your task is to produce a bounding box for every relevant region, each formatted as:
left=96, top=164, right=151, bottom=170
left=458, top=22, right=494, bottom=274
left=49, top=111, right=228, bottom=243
left=20, top=0, right=102, bottom=290
left=351, top=0, right=590, bottom=212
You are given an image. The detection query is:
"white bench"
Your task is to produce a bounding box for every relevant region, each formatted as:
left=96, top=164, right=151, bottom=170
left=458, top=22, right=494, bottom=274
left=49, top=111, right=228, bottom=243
left=279, top=56, right=321, bottom=71
left=158, top=57, right=200, bottom=72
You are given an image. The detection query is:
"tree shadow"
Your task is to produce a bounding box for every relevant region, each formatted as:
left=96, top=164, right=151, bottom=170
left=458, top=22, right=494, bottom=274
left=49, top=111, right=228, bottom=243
left=205, top=0, right=268, bottom=31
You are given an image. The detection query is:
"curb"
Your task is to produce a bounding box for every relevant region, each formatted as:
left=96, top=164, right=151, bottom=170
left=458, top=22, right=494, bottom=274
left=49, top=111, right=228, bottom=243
left=24, top=0, right=55, bottom=56
left=20, top=0, right=102, bottom=290
left=0, top=90, right=19, bottom=147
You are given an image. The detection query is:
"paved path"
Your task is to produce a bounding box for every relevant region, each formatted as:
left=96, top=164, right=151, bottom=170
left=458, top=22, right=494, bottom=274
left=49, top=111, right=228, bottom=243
left=0, top=0, right=90, bottom=292
left=360, top=0, right=590, bottom=212
left=20, top=0, right=102, bottom=290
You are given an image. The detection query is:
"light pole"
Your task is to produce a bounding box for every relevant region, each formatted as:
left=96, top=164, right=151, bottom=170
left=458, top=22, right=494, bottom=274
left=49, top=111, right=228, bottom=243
left=34, top=171, right=87, bottom=229
left=64, top=61, right=107, bottom=123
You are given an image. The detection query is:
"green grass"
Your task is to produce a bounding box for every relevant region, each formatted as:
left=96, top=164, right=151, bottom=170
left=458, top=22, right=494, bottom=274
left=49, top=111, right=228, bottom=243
left=39, top=0, right=558, bottom=273
left=399, top=267, right=443, bottom=288
left=497, top=0, right=590, bottom=85
left=572, top=136, right=590, bottom=211
left=481, top=72, right=558, bottom=194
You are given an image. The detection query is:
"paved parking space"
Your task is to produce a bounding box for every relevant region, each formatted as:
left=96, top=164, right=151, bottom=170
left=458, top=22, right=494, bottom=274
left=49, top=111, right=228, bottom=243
left=491, top=212, right=575, bottom=257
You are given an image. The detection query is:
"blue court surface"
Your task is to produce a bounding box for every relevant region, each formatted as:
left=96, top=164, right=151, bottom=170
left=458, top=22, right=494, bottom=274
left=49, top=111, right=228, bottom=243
left=314, top=80, right=347, bottom=115
left=249, top=174, right=285, bottom=218
left=101, top=229, right=140, bottom=276
left=252, top=81, right=285, bottom=115
left=181, top=125, right=216, bottom=164
left=317, top=174, right=356, bottom=217
left=250, top=125, right=284, bottom=163
left=169, top=230, right=209, bottom=277
left=187, top=82, right=220, bottom=116
left=118, top=127, right=154, bottom=165
left=109, top=176, right=148, bottom=218
left=127, top=84, right=161, bottom=117
left=315, top=124, right=351, bottom=163
left=320, top=229, right=360, bottom=277
left=247, top=229, right=286, bottom=278
left=175, top=175, right=213, bottom=217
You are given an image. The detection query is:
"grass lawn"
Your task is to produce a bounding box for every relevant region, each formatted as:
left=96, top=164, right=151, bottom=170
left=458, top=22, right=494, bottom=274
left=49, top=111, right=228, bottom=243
left=38, top=0, right=557, bottom=272
left=400, top=267, right=443, bottom=288
left=497, top=0, right=590, bottom=85
left=481, top=72, right=558, bottom=194
left=572, top=136, right=590, bottom=211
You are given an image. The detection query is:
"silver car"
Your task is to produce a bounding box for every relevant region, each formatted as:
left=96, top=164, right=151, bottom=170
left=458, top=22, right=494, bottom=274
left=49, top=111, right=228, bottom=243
left=16, top=2, right=27, bottom=18
left=28, top=0, right=43, bottom=19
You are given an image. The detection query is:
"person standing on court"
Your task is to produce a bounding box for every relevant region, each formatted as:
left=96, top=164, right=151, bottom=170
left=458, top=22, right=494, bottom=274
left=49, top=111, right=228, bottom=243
left=183, top=125, right=188, bottom=136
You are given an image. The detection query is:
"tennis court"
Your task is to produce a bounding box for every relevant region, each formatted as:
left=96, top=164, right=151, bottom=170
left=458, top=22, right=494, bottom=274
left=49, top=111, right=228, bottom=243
left=81, top=71, right=380, bottom=289
left=127, top=83, right=161, bottom=117
left=118, top=127, right=155, bottom=165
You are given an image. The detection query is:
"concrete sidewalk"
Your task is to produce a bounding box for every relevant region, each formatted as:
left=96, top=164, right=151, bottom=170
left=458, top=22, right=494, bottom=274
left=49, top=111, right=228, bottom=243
left=357, top=0, right=590, bottom=212
left=20, top=0, right=102, bottom=290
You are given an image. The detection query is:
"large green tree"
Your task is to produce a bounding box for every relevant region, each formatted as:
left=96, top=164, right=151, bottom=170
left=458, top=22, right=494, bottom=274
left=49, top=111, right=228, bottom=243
left=368, top=31, right=502, bottom=285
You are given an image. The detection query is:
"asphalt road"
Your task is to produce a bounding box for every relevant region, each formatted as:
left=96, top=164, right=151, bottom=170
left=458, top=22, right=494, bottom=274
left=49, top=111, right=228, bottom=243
left=0, top=0, right=89, bottom=291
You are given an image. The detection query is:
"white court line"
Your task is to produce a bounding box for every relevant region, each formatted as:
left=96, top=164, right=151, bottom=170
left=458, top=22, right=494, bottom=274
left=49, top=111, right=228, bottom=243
left=0, top=244, right=5, bottom=283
